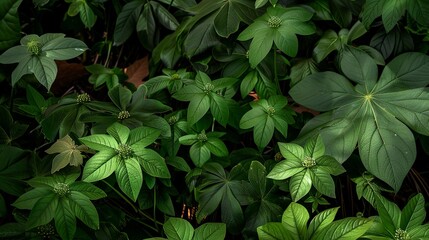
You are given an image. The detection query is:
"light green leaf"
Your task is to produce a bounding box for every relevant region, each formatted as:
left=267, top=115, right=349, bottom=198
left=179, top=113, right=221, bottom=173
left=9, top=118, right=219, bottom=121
left=312, top=217, right=373, bottom=240
left=316, top=156, right=346, bottom=176
left=257, top=222, right=292, bottom=240
left=163, top=218, right=194, bottom=240
left=304, top=134, right=325, bottom=160
left=289, top=169, right=312, bottom=202
left=68, top=191, right=99, bottom=230
left=374, top=195, right=401, bottom=235
left=267, top=159, right=304, bottom=180
left=69, top=182, right=107, bottom=200
left=136, top=148, right=170, bottom=178
left=82, top=150, right=119, bottom=182
left=78, top=1, right=96, bottom=28
left=310, top=169, right=336, bottom=198
left=408, top=224, right=429, bottom=238
left=308, top=207, right=339, bottom=237
left=210, top=93, right=229, bottom=127
left=107, top=123, right=130, bottom=144
left=278, top=142, right=304, bottom=162
left=282, top=202, right=309, bottom=239
left=400, top=193, right=426, bottom=230
left=239, top=108, right=266, bottom=129
left=28, top=55, right=57, bottom=90
left=115, top=158, right=142, bottom=201
left=194, top=223, right=226, bottom=240
left=55, top=198, right=76, bottom=240
left=79, top=134, right=118, bottom=151
left=253, top=115, right=274, bottom=149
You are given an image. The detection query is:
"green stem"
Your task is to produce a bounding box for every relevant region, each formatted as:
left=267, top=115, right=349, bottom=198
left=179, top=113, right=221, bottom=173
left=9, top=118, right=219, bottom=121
left=101, top=180, right=163, bottom=226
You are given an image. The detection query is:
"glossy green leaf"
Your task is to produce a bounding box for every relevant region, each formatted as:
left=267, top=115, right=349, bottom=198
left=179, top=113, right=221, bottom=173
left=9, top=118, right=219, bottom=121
left=308, top=207, right=339, bottom=237
left=194, top=223, right=226, bottom=240
left=278, top=142, right=304, bottom=162
left=374, top=195, right=401, bottom=235
left=136, top=148, right=170, bottom=178
left=282, top=202, right=309, bottom=239
left=190, top=142, right=211, bottom=167
left=312, top=217, right=373, bottom=240
left=12, top=187, right=52, bottom=210
left=400, top=193, right=426, bottom=230
left=257, top=222, right=291, bottom=240
left=267, top=159, right=304, bottom=180
left=205, top=138, right=228, bottom=157
left=82, top=150, right=119, bottom=182
left=310, top=169, right=335, bottom=198
left=163, top=218, right=194, bottom=240
left=289, top=169, right=312, bottom=202
left=79, top=134, right=118, bottom=151
left=304, top=134, right=325, bottom=160
left=115, top=158, right=143, bottom=201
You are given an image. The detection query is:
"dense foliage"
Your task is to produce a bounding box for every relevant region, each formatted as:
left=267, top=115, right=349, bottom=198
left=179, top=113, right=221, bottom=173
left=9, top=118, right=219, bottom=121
left=1, top=0, right=429, bottom=239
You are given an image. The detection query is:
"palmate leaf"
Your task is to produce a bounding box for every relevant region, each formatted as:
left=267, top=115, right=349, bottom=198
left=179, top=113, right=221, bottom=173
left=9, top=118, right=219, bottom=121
left=290, top=52, right=429, bottom=192
left=238, top=6, right=314, bottom=68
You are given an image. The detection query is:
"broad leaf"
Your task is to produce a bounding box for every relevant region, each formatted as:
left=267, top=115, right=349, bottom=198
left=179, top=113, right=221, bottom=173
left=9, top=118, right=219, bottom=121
left=400, top=193, right=426, bottom=230
left=115, top=158, right=143, bottom=201
left=82, top=150, right=119, bottom=182
left=308, top=207, right=339, bottom=237
left=0, top=0, right=22, bottom=51
left=257, top=223, right=292, bottom=240
left=163, top=218, right=194, bottom=240
left=55, top=198, right=76, bottom=240
left=282, top=202, right=309, bottom=239
left=68, top=191, right=99, bottom=230
left=194, top=223, right=226, bottom=240
left=26, top=193, right=58, bottom=229
left=312, top=217, right=373, bottom=240
left=289, top=169, right=312, bottom=202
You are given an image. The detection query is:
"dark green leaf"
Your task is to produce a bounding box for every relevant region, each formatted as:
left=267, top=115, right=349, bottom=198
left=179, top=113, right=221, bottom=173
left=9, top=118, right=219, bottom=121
left=163, top=218, right=194, bottom=240
left=194, top=223, right=226, bottom=240
left=0, top=0, right=22, bottom=51
left=69, top=191, right=99, bottom=230
left=55, top=198, right=76, bottom=240
left=26, top=193, right=58, bottom=229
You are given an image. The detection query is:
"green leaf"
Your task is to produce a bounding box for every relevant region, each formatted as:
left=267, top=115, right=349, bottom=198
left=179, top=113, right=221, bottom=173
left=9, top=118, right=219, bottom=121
left=115, top=158, right=143, bottom=201
left=82, top=150, right=119, bottom=182
left=289, top=169, right=312, bottom=202
left=190, top=142, right=211, bottom=167
left=26, top=192, right=58, bottom=229
left=282, top=202, right=309, bottom=239
left=194, top=223, right=226, bottom=240
left=340, top=47, right=378, bottom=88
left=150, top=1, right=178, bottom=30
left=374, top=195, right=401, bottom=235
left=68, top=191, right=99, bottom=230
left=205, top=138, right=228, bottom=157
left=278, top=142, right=304, bottom=162
left=163, top=217, right=194, bottom=240
left=0, top=0, right=22, bottom=51
left=316, top=156, right=346, bottom=176
left=248, top=161, right=266, bottom=197
left=312, top=217, right=373, bottom=240
left=257, top=222, right=291, bottom=240
left=128, top=126, right=161, bottom=147
left=407, top=0, right=429, bottom=26
left=221, top=187, right=244, bottom=234
left=361, top=0, right=385, bottom=29
left=253, top=115, right=275, bottom=149
left=184, top=15, right=220, bottom=57
left=267, top=159, right=304, bottom=180
left=400, top=193, right=426, bottom=230
left=304, top=134, right=325, bottom=160
left=136, top=148, right=170, bottom=178
left=210, top=93, right=229, bottom=127
left=69, top=182, right=107, bottom=200
left=187, top=95, right=210, bottom=126
left=358, top=107, right=416, bottom=192
left=381, top=0, right=406, bottom=32
left=313, top=30, right=340, bottom=63
left=113, top=0, right=143, bottom=45
left=12, top=187, right=52, bottom=210
left=42, top=34, right=88, bottom=60
left=308, top=207, right=339, bottom=237
left=78, top=1, right=96, bottom=28
left=289, top=72, right=356, bottom=112
left=29, top=56, right=57, bottom=90
left=408, top=224, right=429, bottom=238
left=240, top=108, right=266, bottom=129
left=107, top=123, right=130, bottom=145
left=79, top=135, right=118, bottom=151
left=55, top=198, right=76, bottom=240
left=310, top=169, right=336, bottom=198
